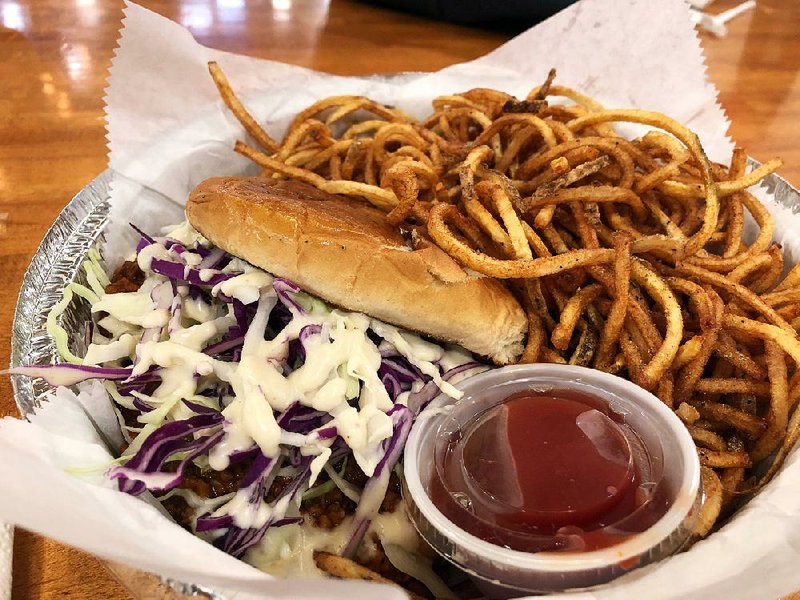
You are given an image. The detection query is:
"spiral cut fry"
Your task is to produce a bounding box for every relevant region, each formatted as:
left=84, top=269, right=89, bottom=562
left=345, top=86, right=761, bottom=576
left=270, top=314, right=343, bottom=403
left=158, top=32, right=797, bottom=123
left=212, top=62, right=797, bottom=538
left=208, top=62, right=279, bottom=153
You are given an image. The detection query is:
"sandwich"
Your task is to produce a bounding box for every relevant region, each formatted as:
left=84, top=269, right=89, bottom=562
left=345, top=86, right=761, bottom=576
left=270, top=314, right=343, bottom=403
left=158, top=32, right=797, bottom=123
left=15, top=176, right=527, bottom=597
left=186, top=176, right=527, bottom=364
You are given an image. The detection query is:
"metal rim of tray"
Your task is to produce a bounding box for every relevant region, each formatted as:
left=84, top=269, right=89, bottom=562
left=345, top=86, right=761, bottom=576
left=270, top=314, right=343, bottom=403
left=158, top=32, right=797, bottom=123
left=8, top=170, right=223, bottom=600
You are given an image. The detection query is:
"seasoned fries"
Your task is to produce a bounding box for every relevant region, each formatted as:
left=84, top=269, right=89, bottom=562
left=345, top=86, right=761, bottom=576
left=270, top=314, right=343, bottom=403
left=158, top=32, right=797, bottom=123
left=210, top=62, right=798, bottom=542
left=313, top=552, right=427, bottom=600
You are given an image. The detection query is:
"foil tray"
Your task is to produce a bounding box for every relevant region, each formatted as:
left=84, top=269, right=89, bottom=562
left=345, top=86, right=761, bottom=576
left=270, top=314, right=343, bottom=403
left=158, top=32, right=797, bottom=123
left=9, top=163, right=800, bottom=599
left=9, top=170, right=224, bottom=600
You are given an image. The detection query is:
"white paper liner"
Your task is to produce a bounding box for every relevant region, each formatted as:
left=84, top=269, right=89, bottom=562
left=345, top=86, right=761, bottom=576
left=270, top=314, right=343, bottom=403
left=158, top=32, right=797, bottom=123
left=4, top=0, right=800, bottom=598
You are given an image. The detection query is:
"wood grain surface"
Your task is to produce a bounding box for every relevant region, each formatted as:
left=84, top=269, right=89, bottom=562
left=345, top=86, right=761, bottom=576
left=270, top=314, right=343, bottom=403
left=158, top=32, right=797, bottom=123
left=1, top=0, right=798, bottom=597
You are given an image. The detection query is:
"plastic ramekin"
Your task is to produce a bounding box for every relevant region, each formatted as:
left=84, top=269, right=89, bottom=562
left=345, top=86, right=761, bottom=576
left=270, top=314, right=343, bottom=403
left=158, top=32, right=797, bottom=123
left=402, top=364, right=701, bottom=597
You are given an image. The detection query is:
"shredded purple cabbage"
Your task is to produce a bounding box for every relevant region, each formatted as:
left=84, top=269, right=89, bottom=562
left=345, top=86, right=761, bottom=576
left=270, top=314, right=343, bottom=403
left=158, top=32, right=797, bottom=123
left=7, top=364, right=133, bottom=387
left=227, top=446, right=259, bottom=465
left=214, top=465, right=305, bottom=557
left=198, top=246, right=227, bottom=269
left=198, top=413, right=348, bottom=558
left=273, top=278, right=305, bottom=314
left=116, top=370, right=162, bottom=396
left=108, top=410, right=224, bottom=495
left=167, top=294, right=182, bottom=334
left=381, top=372, right=402, bottom=401
left=150, top=259, right=237, bottom=288
left=288, top=446, right=304, bottom=467
left=130, top=223, right=155, bottom=253
left=203, top=335, right=245, bottom=357
left=379, top=357, right=422, bottom=383
left=182, top=399, right=221, bottom=414
left=131, top=397, right=154, bottom=413
left=342, top=405, right=413, bottom=558
left=378, top=356, right=424, bottom=401
left=273, top=517, right=304, bottom=528
left=276, top=403, right=329, bottom=435
left=310, top=426, right=338, bottom=441
left=233, top=299, right=248, bottom=329
left=406, top=362, right=485, bottom=415
left=195, top=513, right=234, bottom=533
left=299, top=324, right=322, bottom=343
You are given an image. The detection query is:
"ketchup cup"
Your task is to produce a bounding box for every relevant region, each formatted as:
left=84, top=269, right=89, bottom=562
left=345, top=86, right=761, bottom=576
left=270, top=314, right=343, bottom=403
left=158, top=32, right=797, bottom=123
left=402, top=364, right=701, bottom=598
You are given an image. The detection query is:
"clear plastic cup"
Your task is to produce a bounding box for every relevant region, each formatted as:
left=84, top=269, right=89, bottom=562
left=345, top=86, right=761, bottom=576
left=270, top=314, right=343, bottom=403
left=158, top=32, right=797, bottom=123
left=402, top=364, right=701, bottom=597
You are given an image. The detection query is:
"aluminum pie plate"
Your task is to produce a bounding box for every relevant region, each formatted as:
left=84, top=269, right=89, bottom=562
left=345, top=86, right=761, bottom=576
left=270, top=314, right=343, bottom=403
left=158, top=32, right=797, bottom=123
left=9, top=163, right=800, bottom=598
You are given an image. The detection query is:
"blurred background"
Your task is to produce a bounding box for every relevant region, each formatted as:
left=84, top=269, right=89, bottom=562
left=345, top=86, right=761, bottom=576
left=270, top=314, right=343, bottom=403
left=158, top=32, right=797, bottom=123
left=362, top=0, right=576, bottom=27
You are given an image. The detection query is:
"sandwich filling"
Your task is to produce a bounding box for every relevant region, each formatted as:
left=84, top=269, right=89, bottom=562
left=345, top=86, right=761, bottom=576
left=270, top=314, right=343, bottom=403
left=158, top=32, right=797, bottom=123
left=20, top=221, right=486, bottom=592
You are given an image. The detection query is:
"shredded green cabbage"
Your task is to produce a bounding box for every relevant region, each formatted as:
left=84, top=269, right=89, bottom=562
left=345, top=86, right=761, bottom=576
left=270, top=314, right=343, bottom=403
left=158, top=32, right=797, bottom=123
left=86, top=248, right=110, bottom=286
left=83, top=263, right=106, bottom=297
left=302, top=456, right=349, bottom=501
left=337, top=364, right=361, bottom=400
left=293, top=290, right=329, bottom=315
left=47, top=286, right=85, bottom=364
left=64, top=453, right=133, bottom=475
left=104, top=380, right=136, bottom=410
left=323, top=460, right=361, bottom=503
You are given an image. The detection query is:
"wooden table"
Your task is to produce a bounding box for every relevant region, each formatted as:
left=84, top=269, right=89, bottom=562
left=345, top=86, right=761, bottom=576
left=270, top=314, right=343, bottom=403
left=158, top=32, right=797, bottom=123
left=1, top=0, right=799, bottom=597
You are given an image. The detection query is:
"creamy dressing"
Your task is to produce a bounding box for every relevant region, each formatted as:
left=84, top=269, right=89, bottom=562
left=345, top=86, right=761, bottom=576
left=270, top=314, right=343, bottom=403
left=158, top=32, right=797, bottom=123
left=137, top=243, right=175, bottom=272
left=163, top=221, right=210, bottom=247
left=182, top=252, right=203, bottom=267
left=308, top=446, right=332, bottom=487
left=221, top=307, right=397, bottom=475
left=440, top=345, right=475, bottom=372
left=109, top=467, right=178, bottom=489
left=215, top=483, right=274, bottom=529
left=213, top=271, right=274, bottom=304
left=371, top=321, right=463, bottom=400
left=96, top=315, right=136, bottom=339
left=248, top=510, right=431, bottom=586
left=248, top=518, right=354, bottom=578
left=83, top=333, right=138, bottom=366
left=91, top=292, right=169, bottom=328
left=368, top=509, right=421, bottom=558
left=225, top=364, right=284, bottom=458
left=222, top=257, right=256, bottom=274
left=169, top=315, right=235, bottom=352
left=183, top=295, right=216, bottom=323
left=132, top=340, right=223, bottom=380
left=308, top=378, right=348, bottom=412
left=329, top=404, right=392, bottom=476
left=208, top=420, right=253, bottom=471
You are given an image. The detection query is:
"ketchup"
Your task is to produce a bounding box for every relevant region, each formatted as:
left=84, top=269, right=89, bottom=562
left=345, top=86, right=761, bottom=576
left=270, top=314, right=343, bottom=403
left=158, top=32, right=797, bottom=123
left=430, top=389, right=670, bottom=553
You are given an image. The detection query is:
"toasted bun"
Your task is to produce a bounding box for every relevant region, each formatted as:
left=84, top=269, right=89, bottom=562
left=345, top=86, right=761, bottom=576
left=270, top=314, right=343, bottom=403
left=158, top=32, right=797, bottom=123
left=186, top=177, right=527, bottom=364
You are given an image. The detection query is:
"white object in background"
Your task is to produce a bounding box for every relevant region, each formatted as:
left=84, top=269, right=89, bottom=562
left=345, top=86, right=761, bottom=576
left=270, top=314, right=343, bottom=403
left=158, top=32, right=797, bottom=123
left=0, top=524, right=12, bottom=600
left=691, top=0, right=756, bottom=37
left=687, top=0, right=715, bottom=9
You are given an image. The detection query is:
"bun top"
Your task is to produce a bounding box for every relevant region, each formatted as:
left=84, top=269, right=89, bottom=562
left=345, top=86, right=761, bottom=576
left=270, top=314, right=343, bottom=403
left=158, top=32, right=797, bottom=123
left=187, top=177, right=527, bottom=364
